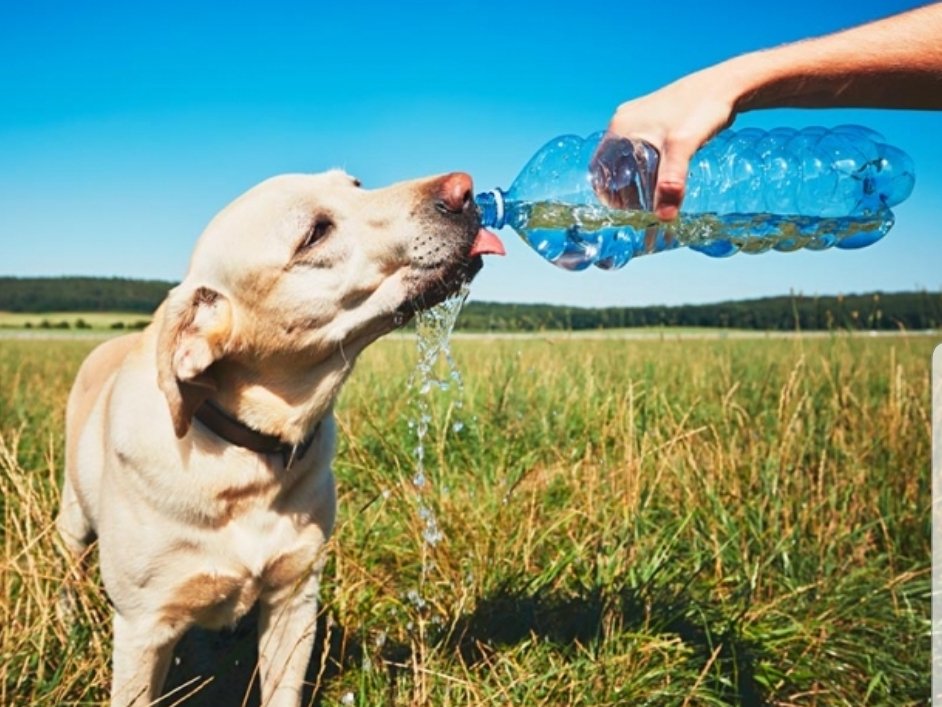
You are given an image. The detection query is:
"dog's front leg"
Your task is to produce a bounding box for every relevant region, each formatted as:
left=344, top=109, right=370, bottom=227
left=257, top=574, right=320, bottom=707
left=111, top=613, right=180, bottom=707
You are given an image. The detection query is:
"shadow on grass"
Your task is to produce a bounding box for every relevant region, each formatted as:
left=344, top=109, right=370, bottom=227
left=162, top=578, right=768, bottom=706
left=163, top=605, right=357, bottom=706
left=448, top=579, right=768, bottom=705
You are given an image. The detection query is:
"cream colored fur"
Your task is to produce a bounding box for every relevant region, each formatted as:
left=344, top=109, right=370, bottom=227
left=57, top=170, right=483, bottom=706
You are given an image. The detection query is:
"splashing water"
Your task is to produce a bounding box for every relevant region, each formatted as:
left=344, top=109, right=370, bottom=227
left=409, top=281, right=470, bottom=548
left=404, top=282, right=470, bottom=623
left=389, top=281, right=476, bottom=699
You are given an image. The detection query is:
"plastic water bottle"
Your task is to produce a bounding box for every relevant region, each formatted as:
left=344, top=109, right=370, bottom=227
left=474, top=126, right=915, bottom=271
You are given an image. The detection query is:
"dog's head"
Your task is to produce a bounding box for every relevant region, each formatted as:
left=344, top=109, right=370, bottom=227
left=156, top=170, right=503, bottom=439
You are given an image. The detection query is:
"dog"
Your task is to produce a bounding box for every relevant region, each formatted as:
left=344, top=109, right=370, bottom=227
left=56, top=169, right=504, bottom=706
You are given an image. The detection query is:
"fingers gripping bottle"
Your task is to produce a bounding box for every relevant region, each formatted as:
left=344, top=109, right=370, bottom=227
left=473, top=126, right=915, bottom=271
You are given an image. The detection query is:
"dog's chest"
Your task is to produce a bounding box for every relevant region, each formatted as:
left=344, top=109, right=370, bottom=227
left=164, top=505, right=328, bottom=631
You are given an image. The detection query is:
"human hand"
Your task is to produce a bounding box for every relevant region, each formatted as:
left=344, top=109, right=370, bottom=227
left=594, top=68, right=738, bottom=220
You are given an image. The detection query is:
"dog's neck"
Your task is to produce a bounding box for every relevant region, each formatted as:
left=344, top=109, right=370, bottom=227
left=194, top=398, right=322, bottom=469
left=207, top=348, right=353, bottom=445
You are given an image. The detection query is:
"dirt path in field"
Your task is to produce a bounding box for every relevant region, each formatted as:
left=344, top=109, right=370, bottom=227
left=0, top=330, right=117, bottom=340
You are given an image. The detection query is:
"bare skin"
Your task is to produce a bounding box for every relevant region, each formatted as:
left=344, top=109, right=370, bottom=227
left=601, top=3, right=942, bottom=220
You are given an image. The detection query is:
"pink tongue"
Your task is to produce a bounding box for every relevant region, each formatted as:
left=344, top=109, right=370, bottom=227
left=469, top=228, right=506, bottom=257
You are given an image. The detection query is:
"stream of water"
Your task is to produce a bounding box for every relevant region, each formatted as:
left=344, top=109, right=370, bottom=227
left=405, top=282, right=470, bottom=619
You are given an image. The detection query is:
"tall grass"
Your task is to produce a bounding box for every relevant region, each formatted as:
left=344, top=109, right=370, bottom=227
left=0, top=333, right=932, bottom=705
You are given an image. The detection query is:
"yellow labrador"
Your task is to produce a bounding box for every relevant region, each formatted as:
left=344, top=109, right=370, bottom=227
left=56, top=170, right=504, bottom=706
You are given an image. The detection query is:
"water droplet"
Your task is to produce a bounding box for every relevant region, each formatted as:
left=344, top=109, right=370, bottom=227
left=423, top=527, right=444, bottom=546
left=406, top=589, right=427, bottom=610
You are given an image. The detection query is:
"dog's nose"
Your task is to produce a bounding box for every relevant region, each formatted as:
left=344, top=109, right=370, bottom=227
left=437, top=172, right=473, bottom=214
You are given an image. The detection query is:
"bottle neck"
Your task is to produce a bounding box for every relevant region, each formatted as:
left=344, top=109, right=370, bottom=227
left=474, top=189, right=507, bottom=229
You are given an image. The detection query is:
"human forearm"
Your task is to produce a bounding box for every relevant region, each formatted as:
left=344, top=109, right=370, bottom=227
left=729, top=3, right=942, bottom=111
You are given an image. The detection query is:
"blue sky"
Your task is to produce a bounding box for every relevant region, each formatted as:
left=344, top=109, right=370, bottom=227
left=1, top=0, right=939, bottom=307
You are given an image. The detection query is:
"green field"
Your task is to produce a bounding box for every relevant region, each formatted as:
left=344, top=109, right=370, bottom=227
left=0, top=332, right=934, bottom=705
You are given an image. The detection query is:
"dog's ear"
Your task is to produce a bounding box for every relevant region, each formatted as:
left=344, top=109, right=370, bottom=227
left=157, top=284, right=232, bottom=438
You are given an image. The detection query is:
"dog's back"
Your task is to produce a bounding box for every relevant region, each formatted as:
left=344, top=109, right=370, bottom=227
left=60, top=333, right=140, bottom=551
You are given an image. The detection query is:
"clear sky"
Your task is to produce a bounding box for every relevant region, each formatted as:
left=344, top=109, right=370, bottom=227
left=1, top=0, right=939, bottom=307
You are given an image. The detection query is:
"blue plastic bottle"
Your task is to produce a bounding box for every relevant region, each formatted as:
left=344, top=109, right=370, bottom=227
left=474, top=126, right=915, bottom=271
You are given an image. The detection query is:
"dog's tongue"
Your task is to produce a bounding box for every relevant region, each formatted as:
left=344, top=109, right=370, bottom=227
left=469, top=228, right=506, bottom=257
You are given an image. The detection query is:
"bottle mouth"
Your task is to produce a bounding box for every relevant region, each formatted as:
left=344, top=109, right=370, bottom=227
left=474, top=189, right=506, bottom=229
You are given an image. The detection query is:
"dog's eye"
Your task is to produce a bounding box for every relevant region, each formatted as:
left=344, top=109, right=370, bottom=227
left=301, top=217, right=334, bottom=250
left=352, top=179, right=362, bottom=188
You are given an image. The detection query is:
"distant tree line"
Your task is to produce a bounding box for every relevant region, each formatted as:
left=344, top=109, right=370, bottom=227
left=1, top=277, right=939, bottom=331
left=0, top=277, right=173, bottom=314
left=458, top=291, right=942, bottom=331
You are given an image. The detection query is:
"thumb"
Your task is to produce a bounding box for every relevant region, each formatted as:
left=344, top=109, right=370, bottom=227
left=654, top=139, right=698, bottom=221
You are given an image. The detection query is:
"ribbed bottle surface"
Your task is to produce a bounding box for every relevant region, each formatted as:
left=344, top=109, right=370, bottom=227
left=475, top=126, right=915, bottom=271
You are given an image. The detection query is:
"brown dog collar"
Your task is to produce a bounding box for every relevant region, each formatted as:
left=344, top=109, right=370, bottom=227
left=194, top=399, right=320, bottom=470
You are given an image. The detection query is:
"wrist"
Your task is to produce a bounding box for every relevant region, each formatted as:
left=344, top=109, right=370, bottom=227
left=683, top=56, right=753, bottom=121
left=720, top=50, right=784, bottom=114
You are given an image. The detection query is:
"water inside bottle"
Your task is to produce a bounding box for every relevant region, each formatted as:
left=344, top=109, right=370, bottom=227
left=514, top=201, right=894, bottom=270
